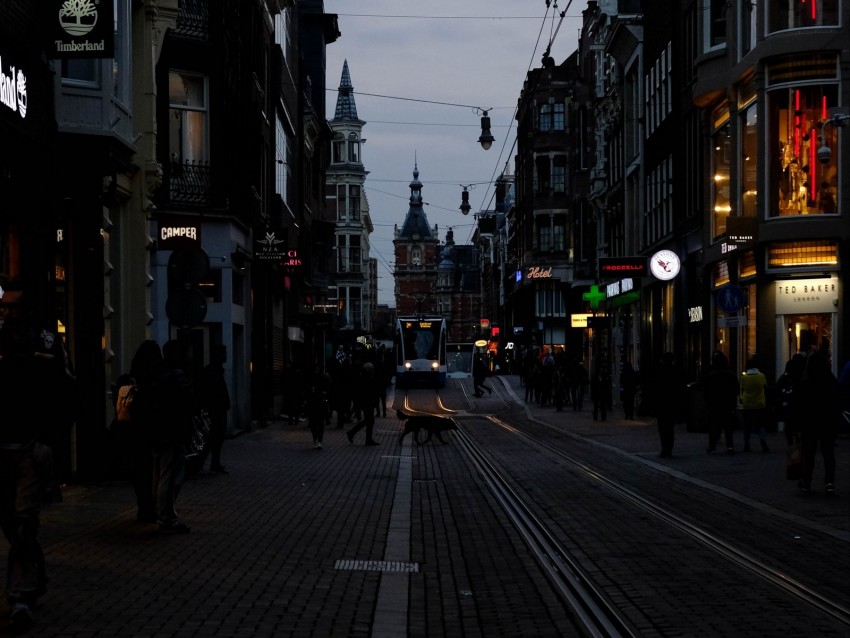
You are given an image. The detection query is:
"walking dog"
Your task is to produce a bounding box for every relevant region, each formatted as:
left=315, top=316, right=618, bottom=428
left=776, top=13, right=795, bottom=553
left=397, top=411, right=458, bottom=445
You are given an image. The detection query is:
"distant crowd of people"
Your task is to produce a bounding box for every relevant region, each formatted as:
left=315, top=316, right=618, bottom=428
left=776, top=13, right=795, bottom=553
left=284, top=344, right=394, bottom=449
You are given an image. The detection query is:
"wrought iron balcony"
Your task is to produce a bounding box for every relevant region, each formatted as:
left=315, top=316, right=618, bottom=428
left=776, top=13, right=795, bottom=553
left=169, top=160, right=211, bottom=206
left=175, top=0, right=209, bottom=40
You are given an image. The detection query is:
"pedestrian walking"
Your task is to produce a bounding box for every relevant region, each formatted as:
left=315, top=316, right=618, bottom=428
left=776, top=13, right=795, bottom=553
left=374, top=347, right=390, bottom=418
left=653, top=352, right=684, bottom=458
left=146, top=340, right=195, bottom=533
left=346, top=362, right=380, bottom=445
left=198, top=344, right=231, bottom=473
left=795, top=351, right=841, bottom=494
left=775, top=353, right=806, bottom=445
left=619, top=361, right=639, bottom=420
left=473, top=352, right=492, bottom=397
left=569, top=358, right=588, bottom=410
left=0, top=301, right=69, bottom=630
left=703, top=351, right=739, bottom=454
left=590, top=365, right=611, bottom=421
left=307, top=365, right=332, bottom=448
left=123, top=339, right=163, bottom=522
left=740, top=357, right=769, bottom=452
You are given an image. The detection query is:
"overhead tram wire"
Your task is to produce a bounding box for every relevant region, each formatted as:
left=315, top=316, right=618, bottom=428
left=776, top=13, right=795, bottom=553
left=465, top=0, right=577, bottom=244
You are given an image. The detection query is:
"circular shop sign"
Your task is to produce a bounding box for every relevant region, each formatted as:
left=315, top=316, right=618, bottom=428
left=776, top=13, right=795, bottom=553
left=650, top=249, right=681, bottom=281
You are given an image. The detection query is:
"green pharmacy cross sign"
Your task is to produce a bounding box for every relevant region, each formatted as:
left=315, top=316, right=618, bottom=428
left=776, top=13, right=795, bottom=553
left=582, top=285, right=606, bottom=309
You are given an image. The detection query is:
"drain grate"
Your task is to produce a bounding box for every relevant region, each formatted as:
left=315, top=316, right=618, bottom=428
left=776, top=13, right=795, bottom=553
left=334, top=560, right=419, bottom=573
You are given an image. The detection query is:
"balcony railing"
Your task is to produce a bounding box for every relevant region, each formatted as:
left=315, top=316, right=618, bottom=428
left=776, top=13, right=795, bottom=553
left=169, top=160, right=211, bottom=206
left=175, top=0, right=209, bottom=40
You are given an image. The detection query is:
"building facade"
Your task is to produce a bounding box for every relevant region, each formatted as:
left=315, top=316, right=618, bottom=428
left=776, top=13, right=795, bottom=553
left=326, top=60, right=375, bottom=336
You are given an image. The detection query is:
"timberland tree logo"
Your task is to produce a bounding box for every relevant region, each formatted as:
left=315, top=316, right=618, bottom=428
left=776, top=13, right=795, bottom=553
left=59, top=0, right=99, bottom=36
left=55, top=0, right=107, bottom=53
left=0, top=58, right=27, bottom=119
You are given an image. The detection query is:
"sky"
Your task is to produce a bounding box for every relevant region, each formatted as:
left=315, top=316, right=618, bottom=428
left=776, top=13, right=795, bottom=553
left=323, top=1, right=585, bottom=306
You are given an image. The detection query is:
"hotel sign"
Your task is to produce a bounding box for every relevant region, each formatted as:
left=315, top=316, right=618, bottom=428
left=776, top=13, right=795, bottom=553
left=775, top=275, right=839, bottom=314
left=48, top=0, right=115, bottom=59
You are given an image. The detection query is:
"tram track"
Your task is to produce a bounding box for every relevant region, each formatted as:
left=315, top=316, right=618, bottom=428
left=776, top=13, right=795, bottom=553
left=453, top=425, right=640, bottom=638
left=455, top=412, right=850, bottom=631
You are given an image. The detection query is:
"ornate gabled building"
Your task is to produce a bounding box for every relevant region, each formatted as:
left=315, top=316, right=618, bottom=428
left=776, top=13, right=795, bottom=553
left=326, top=60, right=374, bottom=333
left=436, top=228, right=481, bottom=343
left=394, top=164, right=481, bottom=336
left=393, top=165, right=440, bottom=317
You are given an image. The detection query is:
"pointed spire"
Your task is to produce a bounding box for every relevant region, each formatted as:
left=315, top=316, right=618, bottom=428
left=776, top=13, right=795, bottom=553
left=397, top=164, right=434, bottom=241
left=334, top=59, right=359, bottom=120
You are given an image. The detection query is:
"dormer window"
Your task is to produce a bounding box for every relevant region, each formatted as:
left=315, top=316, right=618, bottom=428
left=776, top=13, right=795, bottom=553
left=348, top=133, right=360, bottom=163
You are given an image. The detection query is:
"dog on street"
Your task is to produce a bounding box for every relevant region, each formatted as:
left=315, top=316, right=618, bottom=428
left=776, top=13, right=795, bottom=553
left=397, top=411, right=458, bottom=445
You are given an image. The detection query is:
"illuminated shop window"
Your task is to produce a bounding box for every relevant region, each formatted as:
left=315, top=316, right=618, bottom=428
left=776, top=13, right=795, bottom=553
left=712, top=261, right=730, bottom=288
left=739, top=251, right=757, bottom=279
left=711, top=107, right=731, bottom=238
left=768, top=0, right=838, bottom=32
left=768, top=83, right=838, bottom=217
left=740, top=101, right=758, bottom=218
left=767, top=241, right=838, bottom=269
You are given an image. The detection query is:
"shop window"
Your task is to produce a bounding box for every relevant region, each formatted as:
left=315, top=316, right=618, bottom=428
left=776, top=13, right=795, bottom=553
left=553, top=103, right=565, bottom=131
left=740, top=102, right=758, bottom=218
left=739, top=250, right=757, bottom=279
left=767, top=240, right=838, bottom=269
left=538, top=224, right=553, bottom=252
left=535, top=284, right=566, bottom=317
left=767, top=0, right=838, bottom=32
left=552, top=156, right=566, bottom=193
left=742, top=285, right=757, bottom=364
left=705, top=0, right=728, bottom=49
left=740, top=0, right=758, bottom=55
left=712, top=261, right=730, bottom=288
left=169, top=71, right=208, bottom=164
left=348, top=133, right=360, bottom=163
left=275, top=114, right=291, bottom=205
left=711, top=118, right=731, bottom=238
left=332, top=133, right=345, bottom=163
left=768, top=84, right=838, bottom=217
left=539, top=104, right=552, bottom=132
left=349, top=185, right=361, bottom=221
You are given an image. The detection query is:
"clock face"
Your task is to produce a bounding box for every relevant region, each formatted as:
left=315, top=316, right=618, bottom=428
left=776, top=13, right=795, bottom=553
left=650, top=250, right=680, bottom=280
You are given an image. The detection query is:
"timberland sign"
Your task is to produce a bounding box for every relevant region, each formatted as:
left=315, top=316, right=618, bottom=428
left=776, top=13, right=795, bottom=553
left=48, top=0, right=114, bottom=59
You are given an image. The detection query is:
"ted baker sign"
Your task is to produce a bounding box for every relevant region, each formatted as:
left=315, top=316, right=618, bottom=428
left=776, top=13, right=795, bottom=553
left=775, top=276, right=839, bottom=314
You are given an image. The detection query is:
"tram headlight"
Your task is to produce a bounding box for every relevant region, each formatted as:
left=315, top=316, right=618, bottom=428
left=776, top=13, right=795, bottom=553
left=404, top=361, right=412, bottom=370
left=431, top=361, right=439, bottom=370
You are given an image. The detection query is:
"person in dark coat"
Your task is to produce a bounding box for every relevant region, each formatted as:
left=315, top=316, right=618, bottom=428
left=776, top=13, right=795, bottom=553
left=307, top=365, right=332, bottom=448
left=654, top=352, right=684, bottom=458
left=147, top=340, right=195, bottom=533
left=703, top=351, right=739, bottom=454
left=619, top=361, right=639, bottom=420
left=0, top=305, right=68, bottom=628
left=198, top=344, right=231, bottom=473
left=125, top=339, right=164, bottom=522
left=346, top=363, right=380, bottom=446
left=590, top=365, right=611, bottom=421
left=473, top=353, right=492, bottom=397
left=795, top=352, right=841, bottom=494
left=775, top=353, right=806, bottom=445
